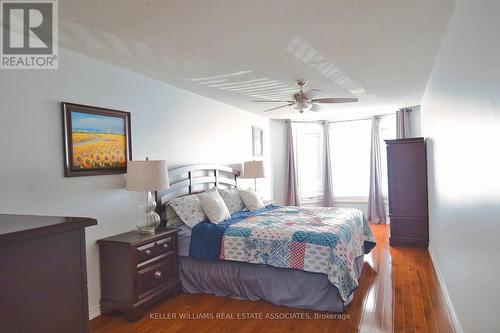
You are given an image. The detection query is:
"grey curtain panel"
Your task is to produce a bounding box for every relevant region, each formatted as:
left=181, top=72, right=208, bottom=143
left=396, top=108, right=411, bottom=139
left=322, top=121, right=334, bottom=207
left=367, top=117, right=387, bottom=223
left=284, top=120, right=301, bottom=206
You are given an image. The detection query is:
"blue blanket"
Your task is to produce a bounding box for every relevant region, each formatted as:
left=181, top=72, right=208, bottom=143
left=189, top=205, right=280, bottom=261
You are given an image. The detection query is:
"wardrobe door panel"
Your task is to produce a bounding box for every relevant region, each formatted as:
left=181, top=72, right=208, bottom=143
left=386, top=138, right=428, bottom=248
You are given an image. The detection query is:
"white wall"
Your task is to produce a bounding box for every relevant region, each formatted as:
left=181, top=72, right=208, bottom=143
left=421, top=1, right=500, bottom=332
left=0, top=48, right=270, bottom=317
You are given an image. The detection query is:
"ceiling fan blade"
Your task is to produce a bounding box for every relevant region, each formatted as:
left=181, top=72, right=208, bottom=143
left=311, top=98, right=358, bottom=104
left=262, top=103, right=294, bottom=112
left=303, top=89, right=321, bottom=99
left=253, top=100, right=294, bottom=103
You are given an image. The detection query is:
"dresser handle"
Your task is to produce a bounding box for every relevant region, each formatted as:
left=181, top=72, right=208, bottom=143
left=145, top=249, right=151, bottom=256
left=154, top=271, right=162, bottom=279
left=163, top=243, right=168, bottom=249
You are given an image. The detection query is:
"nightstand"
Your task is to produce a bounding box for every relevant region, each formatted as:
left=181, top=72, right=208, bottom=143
left=97, top=228, right=182, bottom=322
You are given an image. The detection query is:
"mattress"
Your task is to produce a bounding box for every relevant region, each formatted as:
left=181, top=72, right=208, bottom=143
left=177, top=224, right=365, bottom=312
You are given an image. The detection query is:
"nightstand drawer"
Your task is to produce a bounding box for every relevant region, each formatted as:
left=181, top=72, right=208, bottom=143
left=137, top=257, right=177, bottom=297
left=156, top=237, right=174, bottom=255
left=137, top=236, right=173, bottom=263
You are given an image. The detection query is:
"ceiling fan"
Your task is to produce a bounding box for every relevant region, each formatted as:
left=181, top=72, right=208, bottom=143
left=253, top=79, right=358, bottom=113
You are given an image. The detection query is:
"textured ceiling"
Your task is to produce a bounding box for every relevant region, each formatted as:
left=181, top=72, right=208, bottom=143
left=59, top=0, right=455, bottom=120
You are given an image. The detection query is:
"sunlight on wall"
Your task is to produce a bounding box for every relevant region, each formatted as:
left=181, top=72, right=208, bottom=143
left=425, top=107, right=500, bottom=203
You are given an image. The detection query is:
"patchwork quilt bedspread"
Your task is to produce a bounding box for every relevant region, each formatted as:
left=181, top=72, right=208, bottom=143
left=189, top=205, right=376, bottom=302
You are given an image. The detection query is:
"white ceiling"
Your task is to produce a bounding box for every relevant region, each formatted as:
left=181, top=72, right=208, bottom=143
left=59, top=0, right=455, bottom=120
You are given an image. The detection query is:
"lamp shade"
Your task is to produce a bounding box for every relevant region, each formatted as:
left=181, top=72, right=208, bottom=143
left=242, top=160, right=265, bottom=178
left=126, top=160, right=169, bottom=191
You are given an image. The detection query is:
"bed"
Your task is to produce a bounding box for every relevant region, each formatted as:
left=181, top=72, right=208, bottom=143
left=156, top=165, right=376, bottom=312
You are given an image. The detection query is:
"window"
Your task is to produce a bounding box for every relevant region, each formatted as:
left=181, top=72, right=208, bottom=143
left=330, top=119, right=372, bottom=198
left=293, top=123, right=324, bottom=203
left=291, top=115, right=396, bottom=203
left=329, top=115, right=396, bottom=199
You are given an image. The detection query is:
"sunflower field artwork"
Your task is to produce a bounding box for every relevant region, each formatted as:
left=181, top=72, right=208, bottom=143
left=63, top=103, right=131, bottom=177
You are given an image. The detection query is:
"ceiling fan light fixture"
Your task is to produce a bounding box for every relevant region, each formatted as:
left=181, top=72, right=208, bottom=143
left=295, top=100, right=311, bottom=110
left=257, top=79, right=358, bottom=113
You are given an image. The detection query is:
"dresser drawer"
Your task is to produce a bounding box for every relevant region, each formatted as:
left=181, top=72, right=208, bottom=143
left=137, top=257, right=177, bottom=297
left=136, top=236, right=174, bottom=263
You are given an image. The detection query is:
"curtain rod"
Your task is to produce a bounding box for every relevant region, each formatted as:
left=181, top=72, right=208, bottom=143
left=287, top=112, right=398, bottom=124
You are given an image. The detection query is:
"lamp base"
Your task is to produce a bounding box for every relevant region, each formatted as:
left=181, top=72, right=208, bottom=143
left=135, top=191, right=161, bottom=234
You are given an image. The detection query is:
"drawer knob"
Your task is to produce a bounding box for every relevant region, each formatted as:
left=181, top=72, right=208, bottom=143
left=145, top=249, right=151, bottom=256
left=163, top=243, right=168, bottom=249
left=154, top=271, right=162, bottom=279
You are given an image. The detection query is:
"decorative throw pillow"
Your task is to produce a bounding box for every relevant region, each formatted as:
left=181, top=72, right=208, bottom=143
left=165, top=204, right=184, bottom=227
left=218, top=188, right=246, bottom=214
left=199, top=188, right=231, bottom=224
left=239, top=188, right=265, bottom=211
left=169, top=194, right=206, bottom=228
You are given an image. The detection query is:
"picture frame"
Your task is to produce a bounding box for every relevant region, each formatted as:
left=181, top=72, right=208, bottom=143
left=252, top=126, right=263, bottom=157
left=62, top=102, right=132, bottom=177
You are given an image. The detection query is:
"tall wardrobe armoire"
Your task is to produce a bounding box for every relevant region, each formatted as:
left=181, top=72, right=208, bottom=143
left=385, top=137, right=429, bottom=248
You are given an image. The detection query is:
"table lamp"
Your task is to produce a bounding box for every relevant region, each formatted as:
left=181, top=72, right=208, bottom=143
left=126, top=158, right=169, bottom=234
left=241, top=160, right=265, bottom=192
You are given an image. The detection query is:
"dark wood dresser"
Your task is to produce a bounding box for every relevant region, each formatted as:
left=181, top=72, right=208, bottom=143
left=97, top=228, right=182, bottom=322
left=386, top=137, right=429, bottom=248
left=0, top=214, right=97, bottom=333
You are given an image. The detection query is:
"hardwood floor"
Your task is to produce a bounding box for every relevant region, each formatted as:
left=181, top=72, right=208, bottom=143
left=90, top=224, right=455, bottom=333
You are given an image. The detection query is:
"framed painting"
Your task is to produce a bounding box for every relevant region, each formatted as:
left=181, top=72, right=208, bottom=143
left=62, top=102, right=132, bottom=177
left=252, top=126, right=263, bottom=157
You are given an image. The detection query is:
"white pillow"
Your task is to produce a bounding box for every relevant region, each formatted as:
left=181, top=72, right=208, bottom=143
left=169, top=194, right=206, bottom=228
left=165, top=204, right=184, bottom=227
left=218, top=188, right=246, bottom=214
left=199, top=188, right=231, bottom=224
left=239, top=188, right=265, bottom=211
